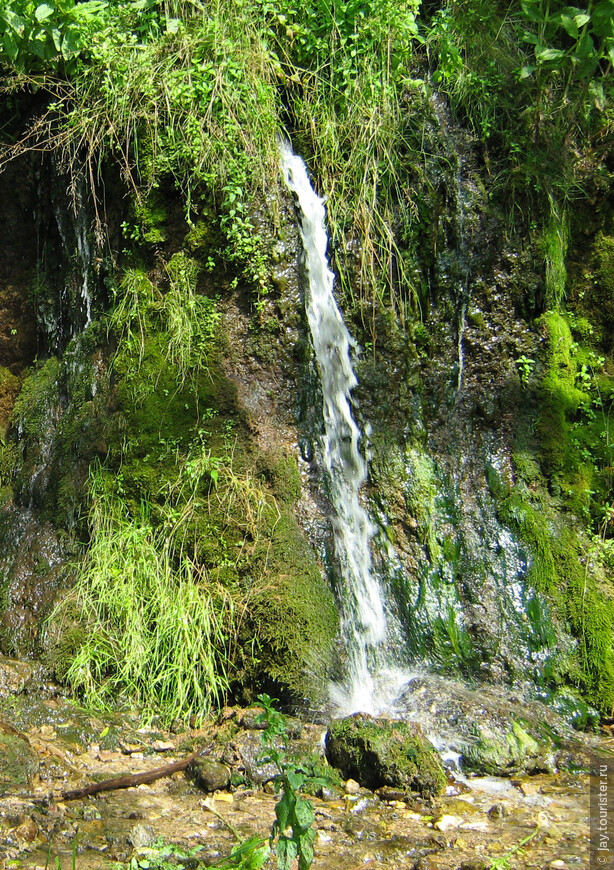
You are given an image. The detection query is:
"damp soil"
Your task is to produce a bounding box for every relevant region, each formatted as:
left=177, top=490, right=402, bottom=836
left=0, top=689, right=596, bottom=870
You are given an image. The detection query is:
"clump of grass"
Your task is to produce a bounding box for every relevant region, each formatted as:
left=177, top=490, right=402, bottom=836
left=162, top=253, right=221, bottom=385
left=50, top=469, right=232, bottom=724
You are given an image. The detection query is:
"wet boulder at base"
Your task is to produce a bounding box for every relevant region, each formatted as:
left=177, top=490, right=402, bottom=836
left=325, top=713, right=446, bottom=798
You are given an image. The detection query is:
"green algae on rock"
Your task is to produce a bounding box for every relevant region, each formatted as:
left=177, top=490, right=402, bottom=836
left=325, top=714, right=446, bottom=798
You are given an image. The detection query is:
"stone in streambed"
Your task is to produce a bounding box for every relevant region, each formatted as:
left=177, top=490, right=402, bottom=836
left=0, top=731, right=39, bottom=786
left=188, top=757, right=231, bottom=792
left=0, top=656, right=34, bottom=697
left=325, top=714, right=446, bottom=798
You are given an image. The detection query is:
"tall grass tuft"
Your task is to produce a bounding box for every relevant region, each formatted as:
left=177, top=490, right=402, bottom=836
left=51, top=470, right=231, bottom=724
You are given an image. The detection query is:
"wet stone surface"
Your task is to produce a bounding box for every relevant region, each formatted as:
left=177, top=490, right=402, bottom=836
left=0, top=692, right=595, bottom=870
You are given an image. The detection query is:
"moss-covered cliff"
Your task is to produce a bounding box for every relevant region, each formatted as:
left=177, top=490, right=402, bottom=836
left=0, top=0, right=613, bottom=722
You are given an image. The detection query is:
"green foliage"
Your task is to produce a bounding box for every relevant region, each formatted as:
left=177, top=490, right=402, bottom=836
left=425, top=0, right=614, bottom=220
left=263, top=0, right=426, bottom=318
left=0, top=0, right=110, bottom=73
left=162, top=253, right=221, bottom=383
left=54, top=3, right=279, bottom=295
left=543, top=195, right=569, bottom=308
left=212, top=835, right=270, bottom=870
left=124, top=839, right=207, bottom=870
left=49, top=468, right=232, bottom=724
left=256, top=694, right=317, bottom=870
left=520, top=0, right=614, bottom=89
left=516, top=354, right=536, bottom=387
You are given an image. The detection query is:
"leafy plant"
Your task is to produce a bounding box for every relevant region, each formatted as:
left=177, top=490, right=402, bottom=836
left=256, top=694, right=318, bottom=870
left=516, top=354, right=536, bottom=387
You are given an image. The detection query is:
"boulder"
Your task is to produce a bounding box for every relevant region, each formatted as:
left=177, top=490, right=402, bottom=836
left=188, top=758, right=231, bottom=792
left=394, top=676, right=569, bottom=775
left=325, top=714, right=446, bottom=798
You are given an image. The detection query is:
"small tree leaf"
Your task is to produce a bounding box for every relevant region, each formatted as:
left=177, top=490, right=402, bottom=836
left=275, top=793, right=294, bottom=832
left=2, top=30, right=20, bottom=61
left=35, top=4, right=55, bottom=22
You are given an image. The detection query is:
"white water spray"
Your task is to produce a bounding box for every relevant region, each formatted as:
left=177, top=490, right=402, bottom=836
left=280, top=141, right=386, bottom=714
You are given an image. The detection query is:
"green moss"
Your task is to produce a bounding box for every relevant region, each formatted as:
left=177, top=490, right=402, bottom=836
left=243, top=511, right=339, bottom=704
left=326, top=716, right=446, bottom=797
left=537, top=311, right=588, bottom=475
left=257, top=449, right=302, bottom=504
left=595, top=233, right=614, bottom=295
left=134, top=191, right=168, bottom=245
left=499, top=488, right=614, bottom=713
left=462, top=719, right=551, bottom=776
left=12, top=357, right=60, bottom=442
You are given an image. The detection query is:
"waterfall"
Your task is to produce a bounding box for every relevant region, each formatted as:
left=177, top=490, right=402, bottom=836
left=280, top=141, right=387, bottom=714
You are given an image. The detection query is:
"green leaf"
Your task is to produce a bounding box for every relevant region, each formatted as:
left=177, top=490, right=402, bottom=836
left=575, top=29, right=596, bottom=58
left=518, top=64, right=536, bottom=78
left=588, top=79, right=605, bottom=109
left=573, top=12, right=591, bottom=27
left=293, top=797, right=314, bottom=832
left=559, top=14, right=579, bottom=37
left=275, top=792, right=295, bottom=832
left=276, top=837, right=298, bottom=870
left=535, top=46, right=566, bottom=61
left=285, top=769, right=306, bottom=791
left=35, top=4, right=55, bottom=22
left=2, top=30, right=19, bottom=61
left=50, top=26, right=62, bottom=52
left=1, top=10, right=27, bottom=35
left=297, top=837, right=314, bottom=870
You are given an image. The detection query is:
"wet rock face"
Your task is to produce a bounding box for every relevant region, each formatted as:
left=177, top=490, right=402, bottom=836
left=325, top=713, right=446, bottom=798
left=394, top=675, right=597, bottom=776
left=0, top=506, right=68, bottom=657
left=0, top=657, right=34, bottom=697
left=0, top=159, right=38, bottom=374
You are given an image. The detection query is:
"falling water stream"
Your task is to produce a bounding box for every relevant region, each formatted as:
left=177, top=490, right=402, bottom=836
left=280, top=142, right=390, bottom=714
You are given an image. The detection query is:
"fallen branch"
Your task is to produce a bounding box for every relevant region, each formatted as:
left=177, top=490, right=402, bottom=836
left=61, top=743, right=214, bottom=801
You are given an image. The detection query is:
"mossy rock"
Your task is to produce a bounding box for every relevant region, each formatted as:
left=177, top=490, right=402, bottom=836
left=325, top=714, right=446, bottom=798
left=0, top=366, right=20, bottom=438
left=461, top=719, right=552, bottom=776
left=499, top=487, right=614, bottom=713
left=0, top=730, right=39, bottom=786
left=238, top=512, right=339, bottom=704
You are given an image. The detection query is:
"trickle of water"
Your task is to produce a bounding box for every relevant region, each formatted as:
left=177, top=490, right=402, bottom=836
left=280, top=141, right=386, bottom=714
left=53, top=173, right=93, bottom=334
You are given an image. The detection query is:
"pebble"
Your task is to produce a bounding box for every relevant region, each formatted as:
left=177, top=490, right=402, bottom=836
left=548, top=862, right=568, bottom=869
left=487, top=802, right=506, bottom=818
left=344, top=778, right=360, bottom=795
left=128, top=824, right=156, bottom=849
left=434, top=814, right=463, bottom=831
